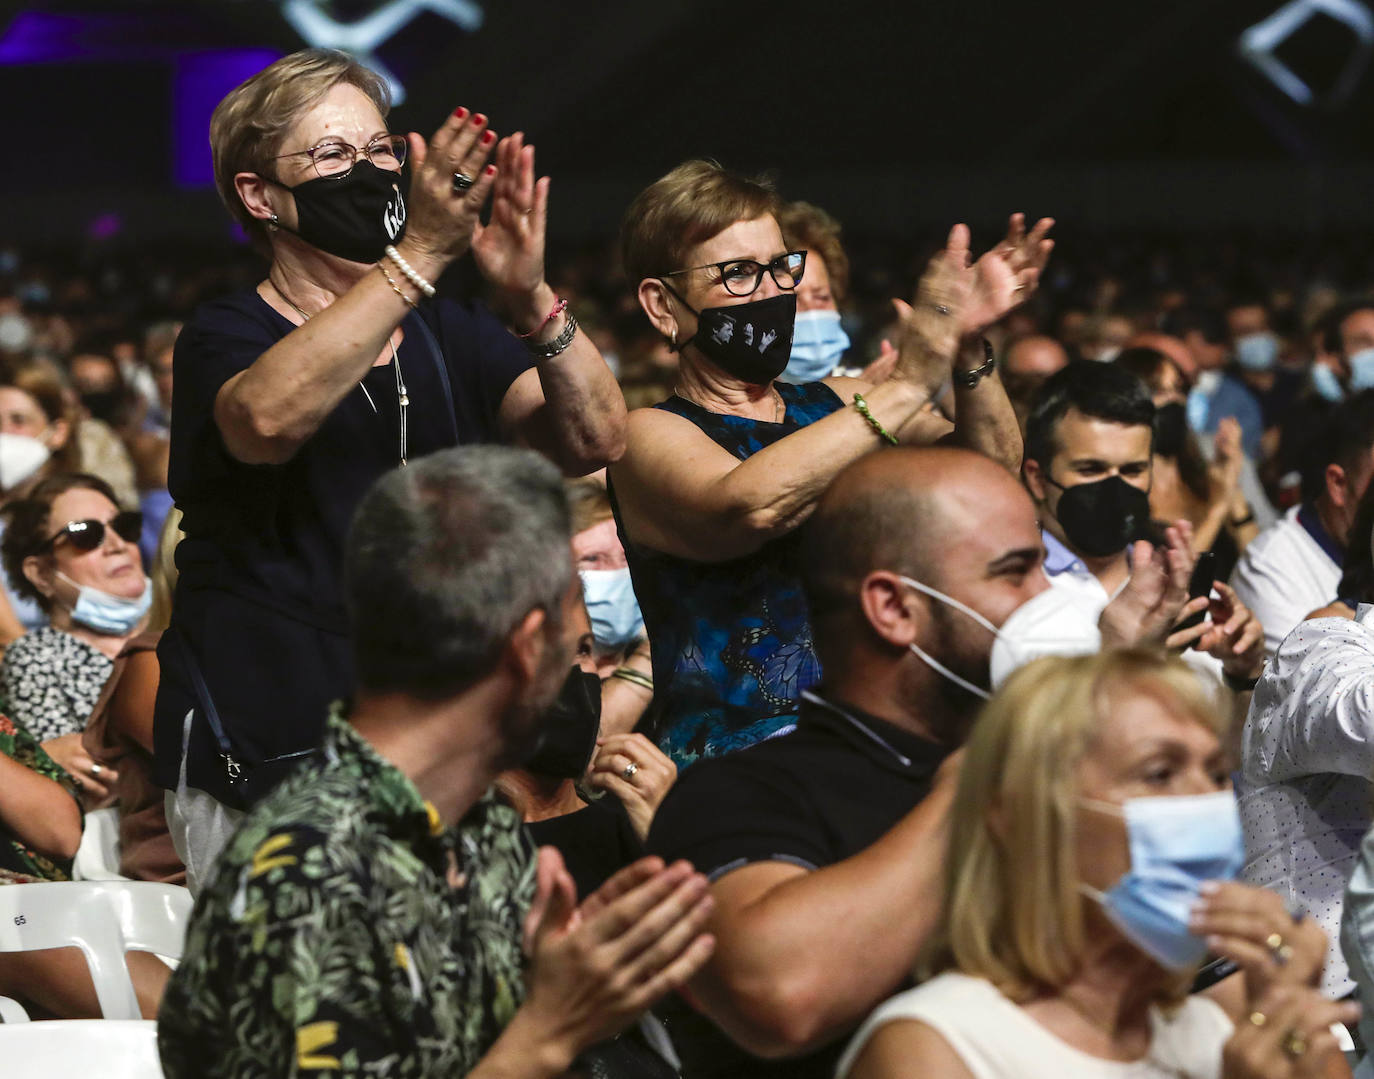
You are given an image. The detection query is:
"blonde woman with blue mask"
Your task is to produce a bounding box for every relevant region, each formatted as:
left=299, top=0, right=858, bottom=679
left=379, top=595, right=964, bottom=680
left=839, top=649, right=1351, bottom=1079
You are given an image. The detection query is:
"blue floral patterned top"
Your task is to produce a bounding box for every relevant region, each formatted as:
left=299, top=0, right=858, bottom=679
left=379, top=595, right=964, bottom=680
left=610, top=380, right=843, bottom=769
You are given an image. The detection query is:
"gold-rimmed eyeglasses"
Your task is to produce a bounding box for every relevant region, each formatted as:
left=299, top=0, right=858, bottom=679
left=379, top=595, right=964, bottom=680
left=273, top=135, right=408, bottom=180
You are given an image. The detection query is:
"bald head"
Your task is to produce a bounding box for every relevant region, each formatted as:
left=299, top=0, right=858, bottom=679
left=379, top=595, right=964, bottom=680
left=1004, top=335, right=1069, bottom=380
left=800, top=447, right=1039, bottom=625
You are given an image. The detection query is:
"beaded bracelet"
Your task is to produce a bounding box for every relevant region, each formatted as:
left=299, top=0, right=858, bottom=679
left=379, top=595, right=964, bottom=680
left=376, top=263, right=418, bottom=310
left=383, top=245, right=437, bottom=299
left=527, top=311, right=579, bottom=360
left=610, top=667, right=654, bottom=692
left=519, top=297, right=569, bottom=339
left=853, top=393, right=899, bottom=446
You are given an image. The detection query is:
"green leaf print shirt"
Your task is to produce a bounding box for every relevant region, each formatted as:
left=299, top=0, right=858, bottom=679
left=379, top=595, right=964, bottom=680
left=157, top=705, right=536, bottom=1077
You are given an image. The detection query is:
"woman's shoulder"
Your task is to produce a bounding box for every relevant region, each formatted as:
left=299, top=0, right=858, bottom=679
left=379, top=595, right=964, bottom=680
left=179, top=287, right=283, bottom=347
left=4, top=626, right=109, bottom=670
left=837, top=973, right=1005, bottom=1078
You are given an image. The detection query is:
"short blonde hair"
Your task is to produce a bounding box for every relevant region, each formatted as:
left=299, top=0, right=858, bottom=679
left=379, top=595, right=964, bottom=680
left=566, top=478, right=613, bottom=537
left=620, top=160, right=781, bottom=284
left=778, top=200, right=850, bottom=306
left=210, top=48, right=391, bottom=251
left=921, top=648, right=1225, bottom=1002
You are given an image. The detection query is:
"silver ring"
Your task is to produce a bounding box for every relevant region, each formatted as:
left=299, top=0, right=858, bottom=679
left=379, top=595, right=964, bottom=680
left=90, top=763, right=103, bottom=777
left=622, top=762, right=638, bottom=781
left=451, top=172, right=475, bottom=193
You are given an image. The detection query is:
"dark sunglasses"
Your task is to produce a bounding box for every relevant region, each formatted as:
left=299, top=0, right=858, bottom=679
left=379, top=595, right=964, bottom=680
left=41, top=511, right=143, bottom=553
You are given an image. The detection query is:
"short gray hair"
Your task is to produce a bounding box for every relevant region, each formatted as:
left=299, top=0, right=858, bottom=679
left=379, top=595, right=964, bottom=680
left=345, top=446, right=572, bottom=698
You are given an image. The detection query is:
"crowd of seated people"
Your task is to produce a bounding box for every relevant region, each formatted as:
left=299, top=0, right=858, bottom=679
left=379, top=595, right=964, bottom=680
left=6, top=42, right=1374, bottom=1079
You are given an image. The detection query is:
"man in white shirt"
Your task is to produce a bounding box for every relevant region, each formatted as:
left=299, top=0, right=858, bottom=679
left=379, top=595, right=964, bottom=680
left=1230, top=389, right=1374, bottom=657
left=1244, top=607, right=1374, bottom=999
left=1021, top=362, right=1266, bottom=682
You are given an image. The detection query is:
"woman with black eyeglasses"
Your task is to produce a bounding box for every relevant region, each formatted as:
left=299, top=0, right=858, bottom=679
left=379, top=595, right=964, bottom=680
left=155, top=48, right=625, bottom=886
left=610, top=160, right=1052, bottom=768
left=0, top=473, right=147, bottom=798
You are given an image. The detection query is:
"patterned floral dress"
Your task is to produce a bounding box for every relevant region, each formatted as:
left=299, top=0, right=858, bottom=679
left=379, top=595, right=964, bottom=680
left=610, top=380, right=842, bottom=769
left=0, top=711, right=81, bottom=880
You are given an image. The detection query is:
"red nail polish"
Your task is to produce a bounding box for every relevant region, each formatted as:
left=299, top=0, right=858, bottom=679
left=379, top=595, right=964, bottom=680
left=452, top=106, right=467, bottom=120
left=481, top=130, right=495, bottom=145
left=485, top=164, right=496, bottom=176
left=472, top=113, right=487, bottom=126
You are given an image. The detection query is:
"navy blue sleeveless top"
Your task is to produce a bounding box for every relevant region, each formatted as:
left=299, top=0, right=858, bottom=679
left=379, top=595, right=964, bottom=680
left=609, top=380, right=844, bottom=769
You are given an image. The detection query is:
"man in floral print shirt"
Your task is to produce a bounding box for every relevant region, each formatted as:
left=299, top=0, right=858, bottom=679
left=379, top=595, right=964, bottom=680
left=158, top=447, right=716, bottom=1078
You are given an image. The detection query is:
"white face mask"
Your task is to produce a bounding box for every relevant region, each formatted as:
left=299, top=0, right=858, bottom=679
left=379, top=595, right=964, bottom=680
left=898, top=575, right=1101, bottom=700
left=0, top=432, right=48, bottom=492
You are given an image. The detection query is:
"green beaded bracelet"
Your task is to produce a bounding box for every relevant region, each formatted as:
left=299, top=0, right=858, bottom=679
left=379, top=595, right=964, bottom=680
left=853, top=393, right=899, bottom=446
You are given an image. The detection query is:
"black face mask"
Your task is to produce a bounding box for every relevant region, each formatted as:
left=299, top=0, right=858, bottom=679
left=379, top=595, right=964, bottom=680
left=1152, top=402, right=1187, bottom=459
left=665, top=285, right=797, bottom=386
left=80, top=389, right=124, bottom=425
left=523, top=667, right=602, bottom=780
left=271, top=161, right=408, bottom=264
left=1048, top=474, right=1152, bottom=558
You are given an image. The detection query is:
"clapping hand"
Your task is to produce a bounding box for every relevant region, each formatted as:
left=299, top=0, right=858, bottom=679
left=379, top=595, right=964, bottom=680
left=397, top=108, right=498, bottom=270
left=517, top=849, right=716, bottom=1064
left=1098, top=523, right=1202, bottom=649
left=588, top=733, right=678, bottom=842
left=472, top=132, right=550, bottom=303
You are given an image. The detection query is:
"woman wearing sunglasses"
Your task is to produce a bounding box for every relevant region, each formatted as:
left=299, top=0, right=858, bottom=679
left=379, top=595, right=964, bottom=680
left=610, top=160, right=1052, bottom=767
left=0, top=474, right=148, bottom=799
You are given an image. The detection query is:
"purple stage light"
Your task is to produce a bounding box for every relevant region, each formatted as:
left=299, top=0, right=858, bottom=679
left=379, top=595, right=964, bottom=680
left=173, top=49, right=281, bottom=188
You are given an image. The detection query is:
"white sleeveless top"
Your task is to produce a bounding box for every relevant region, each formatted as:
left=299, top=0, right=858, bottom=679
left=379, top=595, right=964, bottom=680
left=835, top=972, right=1233, bottom=1079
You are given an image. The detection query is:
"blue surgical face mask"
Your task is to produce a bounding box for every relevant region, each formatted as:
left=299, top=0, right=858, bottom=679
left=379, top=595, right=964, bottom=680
left=1234, top=332, right=1280, bottom=372
left=1079, top=790, right=1245, bottom=971
left=1311, top=363, right=1346, bottom=403
left=781, top=309, right=850, bottom=384
left=580, top=568, right=643, bottom=651
left=56, top=571, right=152, bottom=636
left=1349, top=348, right=1374, bottom=392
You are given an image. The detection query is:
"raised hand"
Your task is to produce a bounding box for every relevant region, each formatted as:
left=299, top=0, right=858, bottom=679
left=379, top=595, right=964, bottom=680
left=393, top=108, right=498, bottom=274
left=472, top=132, right=550, bottom=301
left=1189, top=881, right=1326, bottom=999
left=1222, top=985, right=1358, bottom=1079
left=1098, top=523, right=1200, bottom=649
left=588, top=733, right=679, bottom=841
left=889, top=225, right=974, bottom=393
left=520, top=856, right=716, bottom=1059
left=961, top=214, right=1055, bottom=335
left=1196, top=581, right=1266, bottom=681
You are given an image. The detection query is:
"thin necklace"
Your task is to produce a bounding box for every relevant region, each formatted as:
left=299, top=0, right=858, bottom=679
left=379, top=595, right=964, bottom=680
left=675, top=383, right=784, bottom=422
left=270, top=278, right=409, bottom=468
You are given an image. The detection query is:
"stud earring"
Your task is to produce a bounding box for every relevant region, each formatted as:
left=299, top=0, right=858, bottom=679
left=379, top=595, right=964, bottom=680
left=266, top=213, right=279, bottom=232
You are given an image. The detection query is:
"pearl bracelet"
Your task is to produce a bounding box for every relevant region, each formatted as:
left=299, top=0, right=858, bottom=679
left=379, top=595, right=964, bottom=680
left=383, top=245, right=436, bottom=299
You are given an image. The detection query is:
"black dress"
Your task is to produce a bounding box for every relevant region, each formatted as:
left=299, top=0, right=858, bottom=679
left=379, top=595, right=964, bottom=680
left=153, top=289, right=533, bottom=803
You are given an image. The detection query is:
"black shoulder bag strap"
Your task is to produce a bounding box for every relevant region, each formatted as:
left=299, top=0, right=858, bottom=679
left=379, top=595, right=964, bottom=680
left=407, top=309, right=462, bottom=445
left=170, top=627, right=315, bottom=804
left=169, top=627, right=245, bottom=790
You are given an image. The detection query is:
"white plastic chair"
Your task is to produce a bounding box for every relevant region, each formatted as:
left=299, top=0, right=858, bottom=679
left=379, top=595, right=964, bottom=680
left=72, top=806, right=128, bottom=882
left=0, top=1019, right=162, bottom=1077
left=0, top=881, right=191, bottom=1020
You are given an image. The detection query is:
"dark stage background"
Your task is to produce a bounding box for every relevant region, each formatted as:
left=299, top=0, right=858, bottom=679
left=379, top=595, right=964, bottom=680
left=5, top=0, right=1374, bottom=251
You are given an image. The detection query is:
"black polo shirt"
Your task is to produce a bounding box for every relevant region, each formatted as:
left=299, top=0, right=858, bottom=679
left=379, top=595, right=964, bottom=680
left=646, top=690, right=953, bottom=1079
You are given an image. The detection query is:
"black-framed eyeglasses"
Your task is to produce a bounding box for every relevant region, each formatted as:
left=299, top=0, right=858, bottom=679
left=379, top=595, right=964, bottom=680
left=661, top=250, right=807, bottom=297
left=41, top=511, right=143, bottom=553
left=273, top=135, right=408, bottom=180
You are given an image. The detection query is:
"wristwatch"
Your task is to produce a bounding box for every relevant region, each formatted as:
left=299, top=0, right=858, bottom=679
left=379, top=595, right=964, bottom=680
left=953, top=338, right=997, bottom=388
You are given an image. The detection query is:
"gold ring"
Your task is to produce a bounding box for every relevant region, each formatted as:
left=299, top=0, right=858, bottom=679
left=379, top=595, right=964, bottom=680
left=1266, top=932, right=1293, bottom=965
left=1248, top=1011, right=1268, bottom=1028
left=1281, top=1029, right=1309, bottom=1059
